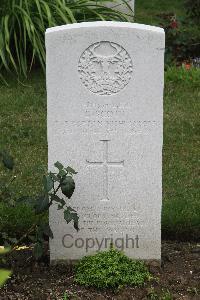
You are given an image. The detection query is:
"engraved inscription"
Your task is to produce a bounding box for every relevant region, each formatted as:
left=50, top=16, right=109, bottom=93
left=86, top=140, right=124, bottom=202
left=78, top=41, right=133, bottom=95
left=64, top=120, right=158, bottom=134
left=84, top=101, right=130, bottom=118
left=72, top=205, right=141, bottom=233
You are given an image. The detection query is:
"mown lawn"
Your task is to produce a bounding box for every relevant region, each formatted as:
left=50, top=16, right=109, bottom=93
left=0, top=72, right=47, bottom=237
left=0, top=67, right=199, bottom=240
left=163, top=68, right=200, bottom=240
left=0, top=0, right=199, bottom=241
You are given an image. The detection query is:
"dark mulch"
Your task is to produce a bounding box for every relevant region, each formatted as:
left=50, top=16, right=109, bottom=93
left=0, top=241, right=200, bottom=300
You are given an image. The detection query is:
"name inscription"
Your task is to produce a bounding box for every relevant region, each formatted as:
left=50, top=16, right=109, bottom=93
left=64, top=120, right=158, bottom=134
left=58, top=100, right=160, bottom=134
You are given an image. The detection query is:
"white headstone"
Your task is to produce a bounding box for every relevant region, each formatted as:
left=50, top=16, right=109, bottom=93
left=46, top=21, right=165, bottom=264
left=101, top=0, right=134, bottom=18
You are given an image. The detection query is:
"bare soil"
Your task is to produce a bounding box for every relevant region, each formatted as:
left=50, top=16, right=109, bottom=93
left=0, top=241, right=200, bottom=300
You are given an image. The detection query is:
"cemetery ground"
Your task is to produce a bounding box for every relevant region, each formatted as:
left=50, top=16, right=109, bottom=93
left=0, top=67, right=199, bottom=242
left=0, top=241, right=199, bottom=299
left=0, top=67, right=199, bottom=299
left=0, top=1, right=200, bottom=299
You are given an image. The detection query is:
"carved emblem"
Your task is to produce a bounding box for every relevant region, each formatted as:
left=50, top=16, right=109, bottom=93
left=78, top=41, right=133, bottom=96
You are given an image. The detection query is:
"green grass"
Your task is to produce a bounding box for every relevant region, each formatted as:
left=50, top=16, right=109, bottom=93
left=0, top=0, right=199, bottom=241
left=0, top=72, right=47, bottom=197
left=0, top=72, right=47, bottom=238
left=135, top=0, right=186, bottom=25
left=0, top=67, right=199, bottom=240
left=162, top=67, right=200, bottom=240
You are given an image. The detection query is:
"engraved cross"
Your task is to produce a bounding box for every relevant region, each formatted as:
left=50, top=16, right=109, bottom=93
left=86, top=140, right=124, bottom=202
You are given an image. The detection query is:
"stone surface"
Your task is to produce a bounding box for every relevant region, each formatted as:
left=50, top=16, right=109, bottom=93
left=104, top=0, right=134, bottom=18
left=46, top=21, right=165, bottom=262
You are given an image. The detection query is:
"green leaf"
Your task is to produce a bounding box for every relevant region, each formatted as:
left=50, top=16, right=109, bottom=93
left=42, top=224, right=53, bottom=239
left=64, top=207, right=79, bottom=231
left=54, top=161, right=64, bottom=170
left=33, top=242, right=43, bottom=259
left=64, top=207, right=74, bottom=224
left=1, top=151, right=14, bottom=170
left=73, top=213, right=79, bottom=232
left=16, top=196, right=36, bottom=208
left=51, top=194, right=65, bottom=209
left=34, top=193, right=49, bottom=213
left=57, top=204, right=63, bottom=210
left=65, top=166, right=78, bottom=175
left=36, top=225, right=44, bottom=242
left=49, top=172, right=59, bottom=182
left=0, top=247, right=10, bottom=255
left=43, top=175, right=53, bottom=192
left=61, top=176, right=75, bottom=199
left=0, top=269, right=12, bottom=287
left=58, top=169, right=67, bottom=177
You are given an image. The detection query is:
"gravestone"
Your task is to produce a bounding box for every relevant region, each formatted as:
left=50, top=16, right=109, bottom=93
left=101, top=0, right=134, bottom=19
left=46, top=21, right=165, bottom=264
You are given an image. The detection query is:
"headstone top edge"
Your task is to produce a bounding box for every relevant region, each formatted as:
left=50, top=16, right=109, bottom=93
left=45, top=21, right=164, bottom=35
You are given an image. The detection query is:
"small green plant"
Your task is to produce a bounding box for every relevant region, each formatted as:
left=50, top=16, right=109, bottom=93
left=0, top=151, right=79, bottom=259
left=161, top=290, right=173, bottom=300
left=147, top=287, right=158, bottom=300
left=75, top=248, right=151, bottom=289
left=0, top=247, right=12, bottom=287
left=23, top=160, right=79, bottom=259
left=63, top=292, right=69, bottom=300
left=147, top=287, right=172, bottom=300
left=187, top=287, right=200, bottom=295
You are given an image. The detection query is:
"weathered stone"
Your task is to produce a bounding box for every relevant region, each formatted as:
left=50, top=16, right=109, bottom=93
left=46, top=21, right=165, bottom=263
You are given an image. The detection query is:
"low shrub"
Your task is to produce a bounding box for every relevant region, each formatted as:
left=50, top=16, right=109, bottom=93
left=75, top=248, right=151, bottom=289
left=185, top=0, right=200, bottom=22
left=159, top=14, right=200, bottom=65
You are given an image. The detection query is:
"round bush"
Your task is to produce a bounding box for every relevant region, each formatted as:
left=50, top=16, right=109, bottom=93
left=74, top=248, right=151, bottom=289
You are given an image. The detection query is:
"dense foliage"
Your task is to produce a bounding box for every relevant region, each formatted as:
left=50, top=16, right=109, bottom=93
left=185, top=0, right=200, bottom=22
left=75, top=248, right=151, bottom=288
left=158, top=13, right=200, bottom=65
left=0, top=0, right=132, bottom=78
